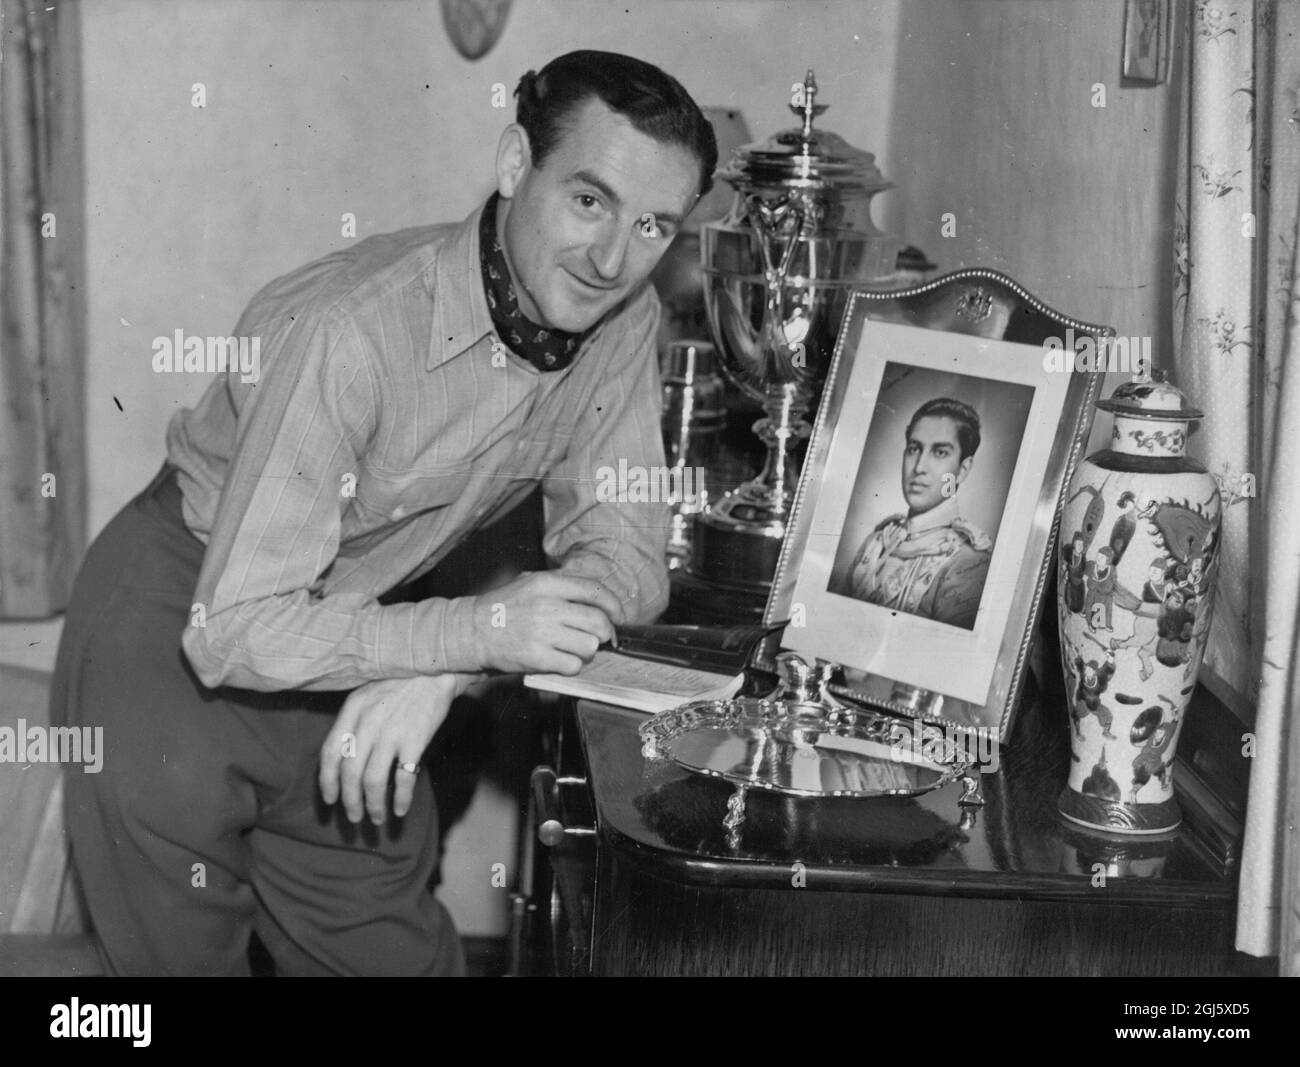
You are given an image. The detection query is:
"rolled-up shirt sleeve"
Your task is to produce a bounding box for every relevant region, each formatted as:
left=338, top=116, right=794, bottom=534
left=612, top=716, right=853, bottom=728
left=181, top=308, right=482, bottom=692
left=540, top=293, right=670, bottom=625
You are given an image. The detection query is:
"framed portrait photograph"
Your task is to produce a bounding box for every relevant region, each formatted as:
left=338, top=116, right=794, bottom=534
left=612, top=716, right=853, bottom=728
left=765, top=293, right=1106, bottom=740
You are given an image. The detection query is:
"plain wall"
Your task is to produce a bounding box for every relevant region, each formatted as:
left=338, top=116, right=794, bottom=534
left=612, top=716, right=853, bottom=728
left=888, top=0, right=1182, bottom=341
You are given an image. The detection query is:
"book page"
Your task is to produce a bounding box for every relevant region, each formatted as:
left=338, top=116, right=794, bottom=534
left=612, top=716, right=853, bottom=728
left=524, top=651, right=743, bottom=713
left=574, top=651, right=735, bottom=696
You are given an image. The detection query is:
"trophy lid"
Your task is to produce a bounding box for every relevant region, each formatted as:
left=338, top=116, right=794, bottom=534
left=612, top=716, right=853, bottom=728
left=720, top=70, right=892, bottom=194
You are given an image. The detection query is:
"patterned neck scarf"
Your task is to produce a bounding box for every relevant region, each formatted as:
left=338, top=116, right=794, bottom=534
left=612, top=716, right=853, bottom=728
left=479, top=192, right=590, bottom=372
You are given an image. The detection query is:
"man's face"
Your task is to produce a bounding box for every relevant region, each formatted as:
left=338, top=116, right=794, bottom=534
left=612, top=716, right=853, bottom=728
left=495, top=97, right=701, bottom=333
left=901, top=415, right=972, bottom=516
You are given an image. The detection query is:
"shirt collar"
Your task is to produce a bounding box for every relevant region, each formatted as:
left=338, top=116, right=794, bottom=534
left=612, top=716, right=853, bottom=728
left=906, top=494, right=962, bottom=535
left=427, top=200, right=496, bottom=372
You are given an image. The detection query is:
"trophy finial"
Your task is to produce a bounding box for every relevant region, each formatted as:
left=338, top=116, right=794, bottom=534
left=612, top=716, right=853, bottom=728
left=791, top=68, right=829, bottom=146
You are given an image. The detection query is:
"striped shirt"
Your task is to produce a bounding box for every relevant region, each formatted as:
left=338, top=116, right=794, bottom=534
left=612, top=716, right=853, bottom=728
left=168, top=202, right=669, bottom=692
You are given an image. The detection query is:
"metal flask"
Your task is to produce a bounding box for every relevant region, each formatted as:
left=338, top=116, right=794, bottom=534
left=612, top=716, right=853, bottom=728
left=660, top=340, right=727, bottom=569
left=694, top=70, right=900, bottom=592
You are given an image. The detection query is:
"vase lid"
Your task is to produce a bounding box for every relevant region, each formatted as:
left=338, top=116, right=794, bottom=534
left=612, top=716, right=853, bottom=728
left=1096, top=379, right=1203, bottom=422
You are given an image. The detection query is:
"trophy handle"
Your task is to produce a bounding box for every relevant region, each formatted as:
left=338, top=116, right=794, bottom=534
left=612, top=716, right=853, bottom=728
left=743, top=193, right=823, bottom=388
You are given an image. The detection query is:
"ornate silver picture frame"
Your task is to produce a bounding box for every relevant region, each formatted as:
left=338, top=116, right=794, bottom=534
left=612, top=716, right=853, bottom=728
left=759, top=271, right=1112, bottom=741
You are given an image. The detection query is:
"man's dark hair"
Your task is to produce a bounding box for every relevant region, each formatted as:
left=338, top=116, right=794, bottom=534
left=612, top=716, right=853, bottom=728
left=906, top=397, right=982, bottom=461
left=514, top=50, right=717, bottom=199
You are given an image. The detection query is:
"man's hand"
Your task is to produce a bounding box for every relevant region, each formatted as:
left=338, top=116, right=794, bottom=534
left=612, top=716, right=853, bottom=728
left=469, top=571, right=623, bottom=675
left=318, top=673, right=472, bottom=826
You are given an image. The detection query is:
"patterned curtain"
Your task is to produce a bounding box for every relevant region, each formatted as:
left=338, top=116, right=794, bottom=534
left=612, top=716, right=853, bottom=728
left=0, top=0, right=85, bottom=617
left=1173, top=0, right=1300, bottom=969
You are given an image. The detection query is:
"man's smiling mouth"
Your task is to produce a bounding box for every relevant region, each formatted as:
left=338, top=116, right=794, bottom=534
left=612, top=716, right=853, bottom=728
left=566, top=269, right=619, bottom=292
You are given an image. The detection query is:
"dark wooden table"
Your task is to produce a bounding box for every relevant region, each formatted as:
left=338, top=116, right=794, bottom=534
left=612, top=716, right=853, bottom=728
left=532, top=683, right=1239, bottom=977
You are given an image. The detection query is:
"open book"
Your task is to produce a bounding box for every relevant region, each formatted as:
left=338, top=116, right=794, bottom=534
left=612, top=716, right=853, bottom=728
left=523, top=623, right=777, bottom=714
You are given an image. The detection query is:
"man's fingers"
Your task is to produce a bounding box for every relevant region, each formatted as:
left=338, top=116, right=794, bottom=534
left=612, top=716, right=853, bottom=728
left=537, top=574, right=624, bottom=625
left=529, top=648, right=587, bottom=677
left=337, top=709, right=377, bottom=823
left=550, top=625, right=602, bottom=663
left=318, top=676, right=457, bottom=824
left=362, top=735, right=398, bottom=826
left=575, top=579, right=625, bottom=625
left=553, top=603, right=616, bottom=645
left=318, top=697, right=364, bottom=805
left=392, top=751, right=422, bottom=819
left=476, top=573, right=626, bottom=674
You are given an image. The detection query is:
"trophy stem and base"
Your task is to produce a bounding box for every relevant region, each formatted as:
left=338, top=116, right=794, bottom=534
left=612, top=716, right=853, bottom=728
left=687, top=385, right=809, bottom=592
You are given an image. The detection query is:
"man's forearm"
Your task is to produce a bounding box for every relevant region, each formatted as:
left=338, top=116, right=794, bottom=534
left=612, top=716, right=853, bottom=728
left=181, top=591, right=488, bottom=692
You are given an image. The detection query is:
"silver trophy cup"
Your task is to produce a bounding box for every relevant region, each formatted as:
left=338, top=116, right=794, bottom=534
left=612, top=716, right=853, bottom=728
left=692, top=71, right=900, bottom=592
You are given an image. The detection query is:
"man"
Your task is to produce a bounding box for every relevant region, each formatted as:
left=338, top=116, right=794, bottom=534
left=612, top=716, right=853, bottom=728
left=51, top=51, right=716, bottom=976
left=841, top=397, right=992, bottom=630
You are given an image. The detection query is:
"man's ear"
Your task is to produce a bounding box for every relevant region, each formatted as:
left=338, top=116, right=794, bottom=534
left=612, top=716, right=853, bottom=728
left=957, top=455, right=974, bottom=484
left=496, top=124, right=531, bottom=199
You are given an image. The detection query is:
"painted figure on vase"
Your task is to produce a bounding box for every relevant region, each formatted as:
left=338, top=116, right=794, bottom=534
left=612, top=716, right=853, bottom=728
left=1067, top=637, right=1118, bottom=741
left=1141, top=555, right=1169, bottom=605
left=1062, top=531, right=1087, bottom=614
left=1129, top=703, right=1182, bottom=804
left=1156, top=586, right=1197, bottom=668
left=1081, top=747, right=1122, bottom=802
left=1106, top=490, right=1140, bottom=566
left=1065, top=479, right=1108, bottom=553
left=1083, top=545, right=1118, bottom=631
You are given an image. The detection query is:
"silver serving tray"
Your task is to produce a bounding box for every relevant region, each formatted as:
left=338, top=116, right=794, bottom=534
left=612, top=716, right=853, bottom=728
left=639, top=654, right=985, bottom=807
left=640, top=695, right=966, bottom=799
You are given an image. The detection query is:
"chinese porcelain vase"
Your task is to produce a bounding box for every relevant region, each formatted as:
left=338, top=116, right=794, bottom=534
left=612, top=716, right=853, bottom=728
left=1055, top=380, right=1221, bottom=835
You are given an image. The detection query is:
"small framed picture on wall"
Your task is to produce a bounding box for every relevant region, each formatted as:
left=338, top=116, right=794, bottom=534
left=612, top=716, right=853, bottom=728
left=1122, top=0, right=1172, bottom=85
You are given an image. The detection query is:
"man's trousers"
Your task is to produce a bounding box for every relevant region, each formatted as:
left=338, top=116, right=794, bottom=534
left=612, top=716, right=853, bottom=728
left=50, top=464, right=465, bottom=975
